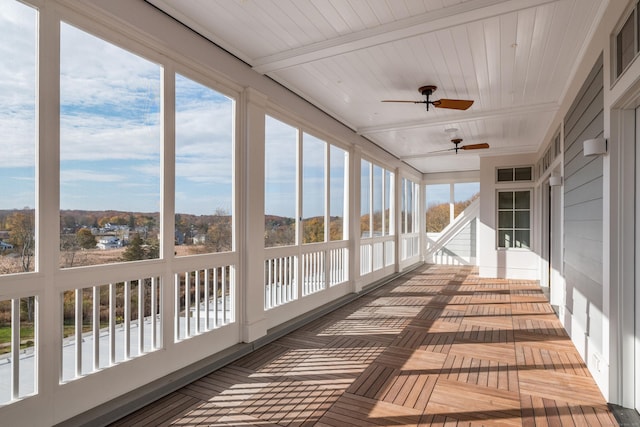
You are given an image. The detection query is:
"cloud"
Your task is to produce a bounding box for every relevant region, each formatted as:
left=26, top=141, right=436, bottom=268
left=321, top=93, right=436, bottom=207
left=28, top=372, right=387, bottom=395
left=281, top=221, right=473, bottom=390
left=0, top=1, right=36, bottom=169
left=60, top=169, right=125, bottom=184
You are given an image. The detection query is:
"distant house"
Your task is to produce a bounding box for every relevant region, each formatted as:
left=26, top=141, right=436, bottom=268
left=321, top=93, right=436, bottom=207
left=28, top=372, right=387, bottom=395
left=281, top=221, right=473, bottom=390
left=96, top=236, right=122, bottom=250
left=192, top=233, right=206, bottom=245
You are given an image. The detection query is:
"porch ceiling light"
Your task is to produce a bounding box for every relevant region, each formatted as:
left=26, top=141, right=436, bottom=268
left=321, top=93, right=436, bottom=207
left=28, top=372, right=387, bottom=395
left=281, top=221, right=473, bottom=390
left=583, top=137, right=607, bottom=156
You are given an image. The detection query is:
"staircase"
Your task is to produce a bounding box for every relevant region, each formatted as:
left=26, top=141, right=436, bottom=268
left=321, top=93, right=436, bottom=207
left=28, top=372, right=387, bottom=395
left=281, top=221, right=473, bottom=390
left=425, top=198, right=478, bottom=265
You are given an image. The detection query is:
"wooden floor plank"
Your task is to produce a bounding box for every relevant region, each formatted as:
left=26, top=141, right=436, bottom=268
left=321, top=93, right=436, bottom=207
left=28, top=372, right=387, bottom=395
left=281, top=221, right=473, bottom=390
left=109, top=265, right=618, bottom=427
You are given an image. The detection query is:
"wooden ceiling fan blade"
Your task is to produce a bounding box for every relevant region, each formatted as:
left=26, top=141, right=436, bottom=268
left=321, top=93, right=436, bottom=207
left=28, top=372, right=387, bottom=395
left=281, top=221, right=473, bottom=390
left=433, top=99, right=474, bottom=110
left=460, top=143, right=489, bottom=150
left=381, top=100, right=422, bottom=103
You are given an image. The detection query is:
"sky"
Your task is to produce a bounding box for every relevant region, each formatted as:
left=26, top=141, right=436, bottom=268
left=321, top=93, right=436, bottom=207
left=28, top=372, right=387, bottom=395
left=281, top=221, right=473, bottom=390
left=0, top=0, right=476, bottom=221
left=0, top=0, right=36, bottom=210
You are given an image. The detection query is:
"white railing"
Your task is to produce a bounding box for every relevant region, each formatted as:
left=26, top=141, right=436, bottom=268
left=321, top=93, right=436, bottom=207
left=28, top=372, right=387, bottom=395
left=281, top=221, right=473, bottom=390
left=302, top=250, right=325, bottom=296
left=401, top=233, right=420, bottom=261
left=384, top=240, right=395, bottom=266
left=360, top=243, right=372, bottom=275
left=360, top=236, right=394, bottom=277
left=175, top=265, right=235, bottom=341
left=426, top=198, right=479, bottom=265
left=61, top=277, right=162, bottom=383
left=329, top=246, right=348, bottom=286
left=372, top=241, right=384, bottom=271
left=0, top=296, right=37, bottom=404
left=264, top=253, right=297, bottom=309
left=265, top=241, right=349, bottom=310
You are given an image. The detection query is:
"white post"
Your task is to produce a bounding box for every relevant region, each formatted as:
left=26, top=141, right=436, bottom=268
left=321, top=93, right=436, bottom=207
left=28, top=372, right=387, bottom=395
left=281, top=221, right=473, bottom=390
left=239, top=87, right=268, bottom=342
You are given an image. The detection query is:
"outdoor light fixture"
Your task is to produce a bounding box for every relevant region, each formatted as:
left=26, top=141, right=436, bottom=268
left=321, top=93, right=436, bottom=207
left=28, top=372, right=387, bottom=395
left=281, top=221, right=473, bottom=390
left=549, top=175, right=562, bottom=186
left=583, top=137, right=607, bottom=156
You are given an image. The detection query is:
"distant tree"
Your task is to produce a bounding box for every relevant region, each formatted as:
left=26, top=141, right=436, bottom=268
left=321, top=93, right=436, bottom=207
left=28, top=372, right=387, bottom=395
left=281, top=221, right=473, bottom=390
left=122, top=233, right=146, bottom=261
left=360, top=214, right=370, bottom=237
left=7, top=211, right=34, bottom=272
left=77, top=228, right=96, bottom=249
left=205, top=209, right=232, bottom=252
left=146, top=239, right=160, bottom=259
left=426, top=203, right=449, bottom=233
left=303, top=217, right=324, bottom=244
left=454, top=192, right=479, bottom=217
left=264, top=216, right=295, bottom=247
left=372, top=211, right=383, bottom=236
left=61, top=214, right=76, bottom=231
left=60, top=234, right=81, bottom=268
left=7, top=210, right=35, bottom=320
left=329, top=217, right=343, bottom=241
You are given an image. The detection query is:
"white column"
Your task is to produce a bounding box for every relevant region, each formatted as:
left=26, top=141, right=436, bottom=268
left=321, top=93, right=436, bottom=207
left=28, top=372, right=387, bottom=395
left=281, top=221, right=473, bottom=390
left=351, top=146, right=362, bottom=292
left=38, top=4, right=60, bottom=412
left=239, top=87, right=268, bottom=342
left=394, top=168, right=402, bottom=272
left=419, top=179, right=426, bottom=262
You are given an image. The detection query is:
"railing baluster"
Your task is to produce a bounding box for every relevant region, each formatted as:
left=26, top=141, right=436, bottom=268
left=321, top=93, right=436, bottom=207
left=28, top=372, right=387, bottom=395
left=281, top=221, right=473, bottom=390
left=124, top=281, right=130, bottom=359
left=204, top=269, right=210, bottom=330
left=213, top=267, right=219, bottom=328
left=138, top=279, right=144, bottom=354
left=93, top=286, right=100, bottom=371
left=222, top=266, right=227, bottom=325
left=184, top=273, right=190, bottom=337
left=75, top=289, right=82, bottom=376
left=11, top=298, right=19, bottom=399
left=195, top=270, right=201, bottom=334
left=109, top=283, right=116, bottom=365
left=151, top=277, right=157, bottom=349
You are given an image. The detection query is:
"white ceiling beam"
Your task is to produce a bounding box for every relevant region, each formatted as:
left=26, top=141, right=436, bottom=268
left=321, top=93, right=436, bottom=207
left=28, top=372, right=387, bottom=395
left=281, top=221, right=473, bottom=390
left=358, top=102, right=559, bottom=135
left=252, top=0, right=560, bottom=73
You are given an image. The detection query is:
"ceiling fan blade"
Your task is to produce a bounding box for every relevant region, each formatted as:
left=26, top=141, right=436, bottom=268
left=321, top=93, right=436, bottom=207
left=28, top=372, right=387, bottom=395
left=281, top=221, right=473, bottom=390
left=433, top=99, right=474, bottom=110
left=460, top=143, right=490, bottom=150
left=381, top=100, right=422, bottom=103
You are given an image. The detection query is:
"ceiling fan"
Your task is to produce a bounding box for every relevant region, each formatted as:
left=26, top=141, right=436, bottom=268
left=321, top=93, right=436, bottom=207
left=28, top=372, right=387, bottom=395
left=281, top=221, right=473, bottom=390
left=400, top=138, right=489, bottom=160
left=382, top=85, right=474, bottom=111
left=440, top=138, right=489, bottom=154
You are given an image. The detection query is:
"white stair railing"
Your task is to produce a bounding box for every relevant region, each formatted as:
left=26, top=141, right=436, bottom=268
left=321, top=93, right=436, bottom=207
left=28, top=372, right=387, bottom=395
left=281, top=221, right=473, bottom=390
left=426, top=198, right=479, bottom=264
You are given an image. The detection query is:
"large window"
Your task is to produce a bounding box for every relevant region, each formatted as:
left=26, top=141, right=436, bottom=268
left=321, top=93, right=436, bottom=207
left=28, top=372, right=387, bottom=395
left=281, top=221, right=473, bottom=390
left=0, top=0, right=37, bottom=275
left=401, top=178, right=418, bottom=234
left=265, top=116, right=297, bottom=247
left=497, top=190, right=531, bottom=249
left=175, top=73, right=234, bottom=255
left=361, top=160, right=394, bottom=238
left=360, top=160, right=371, bottom=238
left=425, top=184, right=450, bottom=233
left=329, top=146, right=347, bottom=241
left=60, top=23, right=161, bottom=267
left=426, top=182, right=479, bottom=233
left=265, top=117, right=347, bottom=247
left=302, top=133, right=326, bottom=244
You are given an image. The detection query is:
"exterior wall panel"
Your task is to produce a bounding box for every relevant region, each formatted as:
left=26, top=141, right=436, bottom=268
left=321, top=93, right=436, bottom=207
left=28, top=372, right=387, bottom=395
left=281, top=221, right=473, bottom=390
left=562, top=54, right=605, bottom=361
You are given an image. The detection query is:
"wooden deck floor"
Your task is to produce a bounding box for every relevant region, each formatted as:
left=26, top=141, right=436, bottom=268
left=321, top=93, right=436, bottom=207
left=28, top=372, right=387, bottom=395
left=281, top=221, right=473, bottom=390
left=110, top=265, right=618, bottom=426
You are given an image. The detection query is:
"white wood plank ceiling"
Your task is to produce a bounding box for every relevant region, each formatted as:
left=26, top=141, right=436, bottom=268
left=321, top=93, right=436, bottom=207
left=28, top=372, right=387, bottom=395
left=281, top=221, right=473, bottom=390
left=147, top=0, right=606, bottom=173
